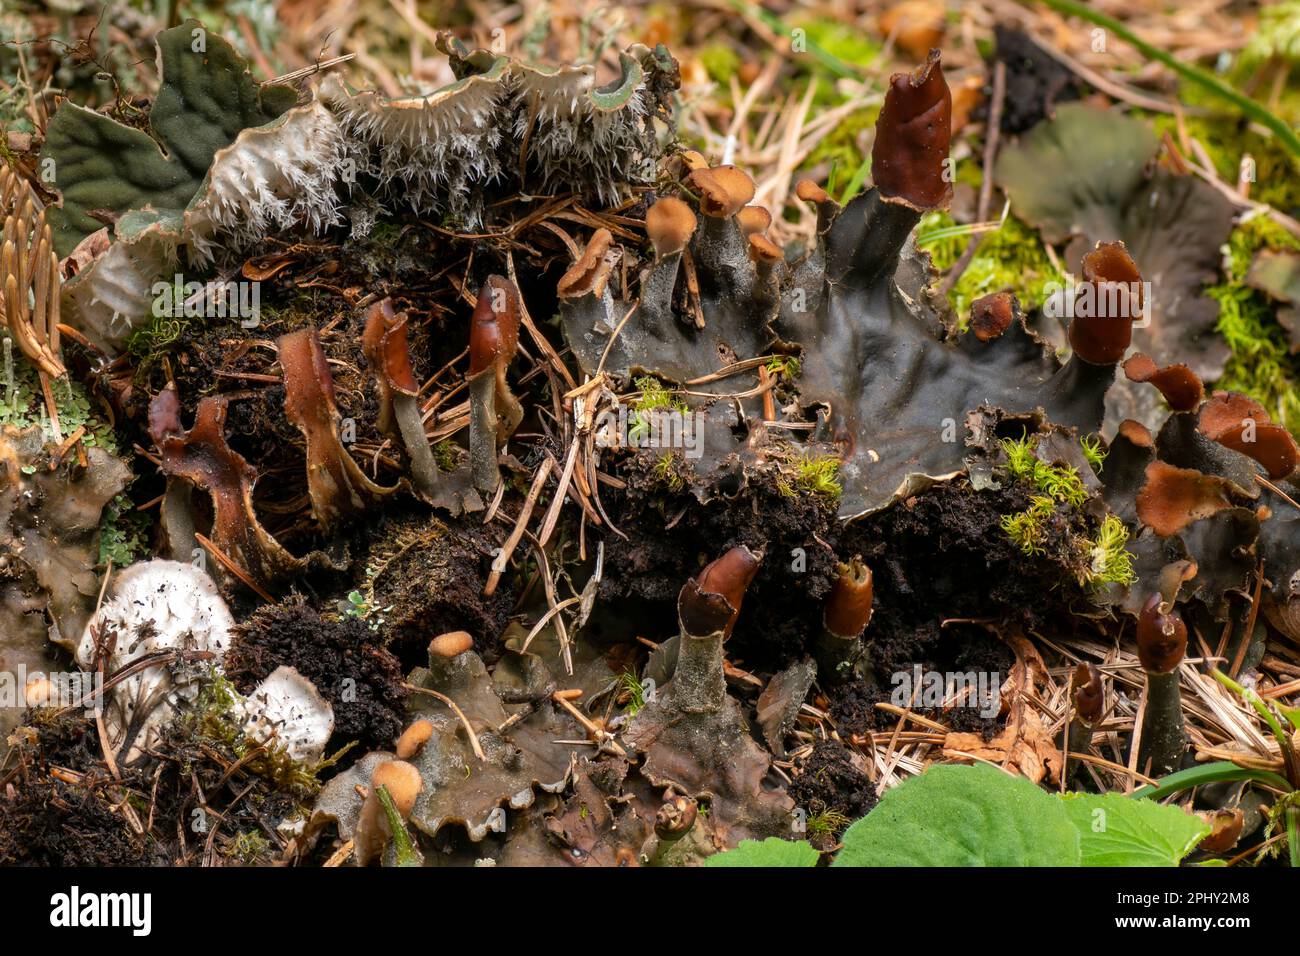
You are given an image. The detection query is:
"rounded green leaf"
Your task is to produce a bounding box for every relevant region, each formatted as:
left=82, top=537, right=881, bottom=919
left=703, top=838, right=820, bottom=867
left=832, top=764, right=1081, bottom=867
left=1061, top=793, right=1210, bottom=867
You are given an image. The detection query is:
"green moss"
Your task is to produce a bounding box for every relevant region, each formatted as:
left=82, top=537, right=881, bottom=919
left=126, top=308, right=192, bottom=369
left=0, top=346, right=118, bottom=453
left=630, top=375, right=688, bottom=445
left=699, top=43, right=741, bottom=85
left=1151, top=111, right=1300, bottom=213
left=619, top=670, right=647, bottom=716
left=225, top=830, right=272, bottom=864
left=917, top=214, right=1065, bottom=327
left=789, top=16, right=882, bottom=83
left=186, top=672, right=327, bottom=796
left=432, top=439, right=459, bottom=472
left=1000, top=434, right=1087, bottom=508
left=779, top=452, right=842, bottom=500
left=1083, top=515, right=1138, bottom=587
left=999, top=435, right=1136, bottom=587
left=765, top=354, right=801, bottom=382
left=806, top=808, right=851, bottom=837
left=1242, top=2, right=1300, bottom=70
left=805, top=107, right=879, bottom=197
left=1080, top=435, right=1107, bottom=474
left=1205, top=215, right=1300, bottom=438
left=98, top=494, right=149, bottom=568
left=651, top=452, right=686, bottom=491
left=1000, top=495, right=1056, bottom=557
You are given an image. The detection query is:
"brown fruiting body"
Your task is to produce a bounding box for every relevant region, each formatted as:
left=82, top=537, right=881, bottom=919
left=1068, top=241, right=1144, bottom=365
left=736, top=205, right=773, bottom=239
left=395, top=718, right=435, bottom=759
left=1137, top=594, right=1187, bottom=674
left=823, top=557, right=874, bottom=638
left=682, top=545, right=763, bottom=639
left=354, top=759, right=423, bottom=866
left=557, top=229, right=614, bottom=299
left=969, top=291, right=1017, bottom=342
left=468, top=276, right=523, bottom=491
left=645, top=197, right=697, bottom=258
left=429, top=631, right=474, bottom=659
left=1197, top=392, right=1299, bottom=480
left=1071, top=662, right=1104, bottom=725
left=871, top=50, right=953, bottom=210
left=686, top=165, right=756, bottom=218
left=1122, top=353, right=1204, bottom=412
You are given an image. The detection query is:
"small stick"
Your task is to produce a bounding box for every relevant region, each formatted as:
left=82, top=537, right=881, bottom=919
left=484, top=459, right=552, bottom=596
left=402, top=683, right=486, bottom=762
left=551, top=691, right=627, bottom=757
left=194, top=531, right=276, bottom=604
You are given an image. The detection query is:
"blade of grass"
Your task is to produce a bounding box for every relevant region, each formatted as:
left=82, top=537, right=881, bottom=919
left=839, top=154, right=872, bottom=205
left=1132, top=761, right=1293, bottom=801
left=726, top=0, right=864, bottom=80
left=1029, top=0, right=1300, bottom=161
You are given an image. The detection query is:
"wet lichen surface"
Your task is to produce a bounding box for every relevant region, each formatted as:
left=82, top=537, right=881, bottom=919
left=2, top=2, right=1300, bottom=871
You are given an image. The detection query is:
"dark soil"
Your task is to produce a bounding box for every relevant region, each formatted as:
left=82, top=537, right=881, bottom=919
left=788, top=739, right=877, bottom=823
left=839, top=480, right=1082, bottom=676
left=599, top=454, right=841, bottom=666
left=363, top=509, right=516, bottom=668
left=226, top=600, right=407, bottom=754
left=0, top=776, right=156, bottom=866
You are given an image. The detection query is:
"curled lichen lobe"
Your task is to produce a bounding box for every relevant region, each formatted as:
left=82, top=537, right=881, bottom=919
left=824, top=556, right=874, bottom=638
left=1069, top=241, right=1143, bottom=365
left=468, top=275, right=521, bottom=377
left=678, top=545, right=762, bottom=638
left=872, top=50, right=953, bottom=211
left=1136, top=593, right=1187, bottom=673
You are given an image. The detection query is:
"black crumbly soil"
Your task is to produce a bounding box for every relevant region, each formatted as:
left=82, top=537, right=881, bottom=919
left=0, top=776, right=156, bottom=866
left=226, top=600, right=407, bottom=754
left=362, top=509, right=516, bottom=668
left=839, top=480, right=1081, bottom=677
left=788, top=739, right=877, bottom=823
left=599, top=453, right=841, bottom=665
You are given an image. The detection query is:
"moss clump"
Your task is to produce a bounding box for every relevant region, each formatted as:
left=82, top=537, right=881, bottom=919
left=1206, top=214, right=1300, bottom=438
left=1080, top=435, right=1107, bottom=474
left=186, top=672, right=328, bottom=796
left=0, top=348, right=119, bottom=452
left=126, top=308, right=192, bottom=370
left=998, top=434, right=1136, bottom=587
left=618, top=670, right=647, bottom=716
left=630, top=375, right=688, bottom=444
left=777, top=452, right=842, bottom=500
left=652, top=451, right=686, bottom=491
left=1000, top=494, right=1056, bottom=556
left=1083, top=515, right=1137, bottom=587
left=1000, top=434, right=1087, bottom=508
left=917, top=213, right=1065, bottom=327
left=698, top=43, right=741, bottom=84
left=1150, top=111, right=1300, bottom=215
left=98, top=494, right=149, bottom=568
left=789, top=15, right=882, bottom=94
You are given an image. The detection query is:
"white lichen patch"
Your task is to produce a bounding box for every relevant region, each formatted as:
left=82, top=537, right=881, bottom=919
left=185, top=100, right=348, bottom=263
left=78, top=559, right=333, bottom=766
left=76, top=559, right=235, bottom=762
left=235, top=665, right=335, bottom=765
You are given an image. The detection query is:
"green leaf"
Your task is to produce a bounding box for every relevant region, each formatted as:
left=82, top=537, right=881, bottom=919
left=41, top=19, right=297, bottom=256
left=703, top=837, right=820, bottom=867
left=1132, top=761, right=1294, bottom=800
left=832, top=764, right=1081, bottom=866
left=1061, top=793, right=1210, bottom=866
